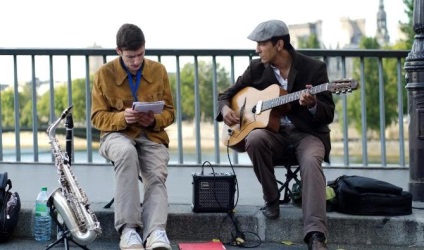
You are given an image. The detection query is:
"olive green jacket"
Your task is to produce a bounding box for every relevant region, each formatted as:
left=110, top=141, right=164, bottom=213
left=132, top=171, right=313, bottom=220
left=91, top=57, right=175, bottom=147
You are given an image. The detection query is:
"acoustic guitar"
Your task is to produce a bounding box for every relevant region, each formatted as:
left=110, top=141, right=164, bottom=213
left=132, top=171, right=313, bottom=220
left=221, top=79, right=359, bottom=151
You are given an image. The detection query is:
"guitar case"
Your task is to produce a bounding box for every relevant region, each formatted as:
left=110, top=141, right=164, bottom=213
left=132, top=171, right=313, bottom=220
left=328, top=175, right=412, bottom=216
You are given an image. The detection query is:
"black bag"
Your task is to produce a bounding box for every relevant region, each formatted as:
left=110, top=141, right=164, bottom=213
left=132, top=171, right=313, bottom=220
left=0, top=172, right=21, bottom=242
left=327, top=175, right=412, bottom=216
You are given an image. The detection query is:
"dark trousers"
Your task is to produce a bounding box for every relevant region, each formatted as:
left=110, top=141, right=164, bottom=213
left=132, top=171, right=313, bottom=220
left=245, top=125, right=328, bottom=240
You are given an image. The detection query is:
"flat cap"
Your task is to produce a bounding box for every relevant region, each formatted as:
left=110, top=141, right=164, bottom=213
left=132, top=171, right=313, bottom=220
left=247, top=20, right=289, bottom=42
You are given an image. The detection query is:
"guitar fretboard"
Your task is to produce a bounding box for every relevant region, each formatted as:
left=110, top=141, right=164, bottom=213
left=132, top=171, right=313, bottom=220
left=261, top=83, right=329, bottom=111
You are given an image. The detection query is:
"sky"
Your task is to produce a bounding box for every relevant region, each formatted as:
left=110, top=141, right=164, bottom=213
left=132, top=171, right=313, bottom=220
left=0, top=0, right=409, bottom=50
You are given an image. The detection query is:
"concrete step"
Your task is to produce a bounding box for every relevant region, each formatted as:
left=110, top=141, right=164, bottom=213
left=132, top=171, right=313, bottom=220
left=6, top=201, right=424, bottom=249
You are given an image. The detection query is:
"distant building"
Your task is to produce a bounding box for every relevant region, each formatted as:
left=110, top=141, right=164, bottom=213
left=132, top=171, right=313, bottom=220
left=288, top=0, right=389, bottom=80
left=289, top=18, right=364, bottom=80
left=89, top=43, right=105, bottom=75
left=376, top=0, right=390, bottom=46
left=339, top=18, right=366, bottom=49
left=289, top=21, right=323, bottom=48
left=289, top=0, right=390, bottom=49
left=289, top=17, right=366, bottom=50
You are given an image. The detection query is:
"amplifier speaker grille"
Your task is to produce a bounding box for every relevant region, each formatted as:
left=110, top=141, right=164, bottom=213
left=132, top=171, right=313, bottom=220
left=192, top=173, right=236, bottom=212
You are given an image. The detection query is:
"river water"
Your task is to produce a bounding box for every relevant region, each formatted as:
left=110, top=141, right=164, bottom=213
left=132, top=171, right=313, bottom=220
left=1, top=148, right=399, bottom=166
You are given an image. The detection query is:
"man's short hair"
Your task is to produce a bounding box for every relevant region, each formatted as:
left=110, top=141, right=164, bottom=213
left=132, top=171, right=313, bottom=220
left=270, top=35, right=293, bottom=51
left=116, top=23, right=145, bottom=51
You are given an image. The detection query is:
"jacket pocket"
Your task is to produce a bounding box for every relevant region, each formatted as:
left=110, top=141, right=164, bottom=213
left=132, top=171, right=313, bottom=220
left=107, top=98, right=133, bottom=111
left=138, top=92, right=164, bottom=102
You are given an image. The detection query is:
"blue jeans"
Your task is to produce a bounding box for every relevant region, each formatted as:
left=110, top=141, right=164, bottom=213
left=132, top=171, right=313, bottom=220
left=99, top=132, right=169, bottom=239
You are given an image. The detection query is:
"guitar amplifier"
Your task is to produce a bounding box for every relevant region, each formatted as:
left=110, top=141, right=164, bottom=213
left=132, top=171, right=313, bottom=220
left=192, top=172, right=236, bottom=212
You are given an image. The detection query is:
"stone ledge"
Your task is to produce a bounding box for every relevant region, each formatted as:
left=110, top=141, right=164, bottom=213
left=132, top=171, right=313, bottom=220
left=11, top=201, right=424, bottom=248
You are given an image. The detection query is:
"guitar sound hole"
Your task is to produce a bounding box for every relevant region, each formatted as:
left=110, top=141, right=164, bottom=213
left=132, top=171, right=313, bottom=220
left=252, top=106, right=256, bottom=113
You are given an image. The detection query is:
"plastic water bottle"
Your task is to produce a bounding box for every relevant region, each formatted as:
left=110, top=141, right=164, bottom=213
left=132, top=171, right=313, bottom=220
left=34, top=187, right=51, bottom=241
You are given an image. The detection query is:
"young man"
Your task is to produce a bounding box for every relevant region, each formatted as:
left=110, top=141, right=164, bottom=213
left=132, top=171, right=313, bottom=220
left=91, top=23, right=175, bottom=250
left=216, top=20, right=335, bottom=250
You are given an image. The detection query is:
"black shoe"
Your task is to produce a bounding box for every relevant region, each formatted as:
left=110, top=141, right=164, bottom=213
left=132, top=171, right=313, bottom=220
left=261, top=200, right=280, bottom=219
left=307, top=232, right=328, bottom=250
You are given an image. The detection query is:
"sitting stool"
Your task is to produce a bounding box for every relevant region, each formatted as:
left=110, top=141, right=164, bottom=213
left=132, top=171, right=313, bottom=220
left=104, top=162, right=143, bottom=208
left=276, top=144, right=301, bottom=204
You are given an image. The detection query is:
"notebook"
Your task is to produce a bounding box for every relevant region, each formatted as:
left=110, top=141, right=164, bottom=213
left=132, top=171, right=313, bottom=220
left=178, top=241, right=226, bottom=250
left=132, top=100, right=165, bottom=114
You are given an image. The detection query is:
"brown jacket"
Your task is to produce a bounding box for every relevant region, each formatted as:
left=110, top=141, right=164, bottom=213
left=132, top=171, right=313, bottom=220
left=216, top=50, right=335, bottom=162
left=91, top=57, right=175, bottom=147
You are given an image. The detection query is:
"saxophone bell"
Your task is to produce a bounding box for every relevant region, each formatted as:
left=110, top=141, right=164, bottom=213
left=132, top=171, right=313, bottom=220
left=48, top=188, right=100, bottom=245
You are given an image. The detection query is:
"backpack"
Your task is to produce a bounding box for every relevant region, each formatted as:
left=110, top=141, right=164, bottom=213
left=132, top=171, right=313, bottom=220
left=327, top=175, right=412, bottom=216
left=0, top=172, right=21, bottom=242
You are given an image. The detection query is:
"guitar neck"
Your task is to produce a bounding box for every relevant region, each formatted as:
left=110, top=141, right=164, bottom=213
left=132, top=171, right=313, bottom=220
left=261, top=83, right=329, bottom=111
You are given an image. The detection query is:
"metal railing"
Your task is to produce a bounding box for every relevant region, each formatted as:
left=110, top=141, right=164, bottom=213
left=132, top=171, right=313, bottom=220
left=0, top=48, right=410, bottom=168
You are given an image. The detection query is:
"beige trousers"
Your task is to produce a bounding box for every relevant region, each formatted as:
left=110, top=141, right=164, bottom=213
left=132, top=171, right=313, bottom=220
left=99, top=132, right=169, bottom=240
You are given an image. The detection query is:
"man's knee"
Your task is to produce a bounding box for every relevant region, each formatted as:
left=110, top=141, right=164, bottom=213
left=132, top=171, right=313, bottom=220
left=245, top=129, right=269, bottom=150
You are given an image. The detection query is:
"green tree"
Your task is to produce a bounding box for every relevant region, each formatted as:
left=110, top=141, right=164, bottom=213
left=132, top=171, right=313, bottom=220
left=19, top=83, right=35, bottom=128
left=37, top=90, right=49, bottom=124
left=399, top=0, right=415, bottom=49
left=37, top=77, right=91, bottom=125
left=383, top=42, right=408, bottom=115
left=378, top=0, right=414, bottom=119
left=69, top=78, right=90, bottom=122
left=337, top=0, right=416, bottom=138
left=1, top=82, right=36, bottom=128
left=297, top=34, right=320, bottom=49
left=1, top=89, right=18, bottom=127
left=172, top=61, right=230, bottom=121
left=342, top=37, right=399, bottom=137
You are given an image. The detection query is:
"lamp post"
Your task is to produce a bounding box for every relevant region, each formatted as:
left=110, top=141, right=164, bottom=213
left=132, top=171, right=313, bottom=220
left=405, top=0, right=424, bottom=201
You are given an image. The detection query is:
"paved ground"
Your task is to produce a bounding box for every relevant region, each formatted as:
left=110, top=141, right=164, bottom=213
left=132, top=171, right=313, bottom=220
left=1, top=163, right=410, bottom=206
left=1, top=164, right=421, bottom=250
left=1, top=238, right=423, bottom=250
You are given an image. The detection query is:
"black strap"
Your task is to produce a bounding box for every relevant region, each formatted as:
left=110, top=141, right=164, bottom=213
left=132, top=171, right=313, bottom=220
left=6, top=179, right=11, bottom=192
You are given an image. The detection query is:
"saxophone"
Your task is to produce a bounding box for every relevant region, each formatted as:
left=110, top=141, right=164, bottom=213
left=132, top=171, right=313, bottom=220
left=46, top=106, right=102, bottom=245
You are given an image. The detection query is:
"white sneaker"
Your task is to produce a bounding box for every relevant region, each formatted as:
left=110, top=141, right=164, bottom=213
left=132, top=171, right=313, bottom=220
left=119, top=230, right=144, bottom=250
left=145, top=229, right=171, bottom=250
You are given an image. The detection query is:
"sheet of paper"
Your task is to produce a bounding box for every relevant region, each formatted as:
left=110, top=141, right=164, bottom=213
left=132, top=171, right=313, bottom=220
left=132, top=100, right=165, bottom=114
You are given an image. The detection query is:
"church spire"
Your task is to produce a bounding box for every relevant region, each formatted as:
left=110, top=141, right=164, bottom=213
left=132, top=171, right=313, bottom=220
left=376, top=0, right=390, bottom=45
